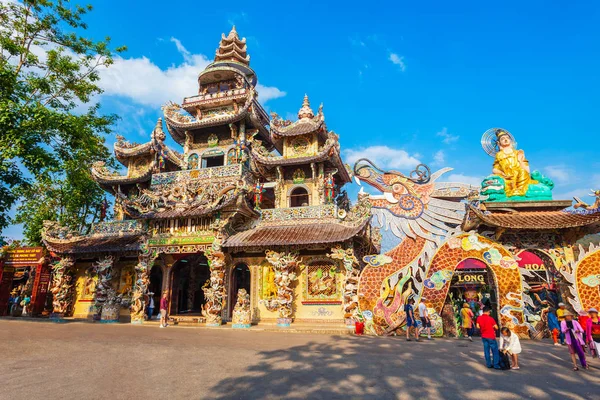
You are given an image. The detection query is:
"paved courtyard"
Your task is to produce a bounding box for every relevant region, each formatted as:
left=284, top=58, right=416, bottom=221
left=0, top=320, right=598, bottom=400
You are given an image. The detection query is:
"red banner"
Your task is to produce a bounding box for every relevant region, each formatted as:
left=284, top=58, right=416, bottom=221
left=517, top=251, right=546, bottom=271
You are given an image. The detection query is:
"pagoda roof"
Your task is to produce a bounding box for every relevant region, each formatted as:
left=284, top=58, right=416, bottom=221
left=214, top=26, right=250, bottom=66
left=162, top=88, right=260, bottom=144
left=111, top=119, right=184, bottom=168
left=42, top=220, right=145, bottom=255
left=224, top=218, right=370, bottom=250
left=462, top=204, right=600, bottom=231
left=270, top=95, right=327, bottom=140
left=250, top=131, right=351, bottom=184
left=91, top=161, right=154, bottom=186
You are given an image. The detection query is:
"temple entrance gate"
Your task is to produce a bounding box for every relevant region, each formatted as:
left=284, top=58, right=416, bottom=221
left=170, top=255, right=210, bottom=316
left=229, top=263, right=251, bottom=316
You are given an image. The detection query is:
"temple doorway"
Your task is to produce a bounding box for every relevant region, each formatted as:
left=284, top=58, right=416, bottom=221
left=148, top=266, right=163, bottom=319
left=170, top=255, right=210, bottom=315
left=443, top=258, right=498, bottom=337
left=229, top=263, right=251, bottom=315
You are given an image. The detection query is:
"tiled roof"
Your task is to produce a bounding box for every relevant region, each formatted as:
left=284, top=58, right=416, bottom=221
left=224, top=220, right=369, bottom=249
left=43, top=234, right=142, bottom=255
left=463, top=204, right=600, bottom=230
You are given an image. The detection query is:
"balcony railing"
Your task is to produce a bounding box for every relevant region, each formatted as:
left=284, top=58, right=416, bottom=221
left=183, top=88, right=248, bottom=105
left=151, top=164, right=246, bottom=187
left=90, top=219, right=146, bottom=236
left=260, top=204, right=337, bottom=222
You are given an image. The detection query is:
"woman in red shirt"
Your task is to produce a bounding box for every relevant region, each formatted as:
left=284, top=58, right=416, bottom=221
left=586, top=307, right=600, bottom=358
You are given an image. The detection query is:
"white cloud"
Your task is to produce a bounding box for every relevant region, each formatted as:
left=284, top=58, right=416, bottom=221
left=343, top=145, right=420, bottom=170
left=433, top=150, right=445, bottom=166
left=446, top=174, right=482, bottom=187
left=544, top=165, right=575, bottom=186
left=99, top=38, right=285, bottom=108
left=388, top=53, right=406, bottom=72
left=437, top=127, right=459, bottom=144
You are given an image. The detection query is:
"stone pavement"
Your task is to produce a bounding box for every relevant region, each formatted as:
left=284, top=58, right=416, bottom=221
left=0, top=320, right=598, bottom=400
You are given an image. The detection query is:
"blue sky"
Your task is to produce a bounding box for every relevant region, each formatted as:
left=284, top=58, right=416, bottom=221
left=5, top=0, right=600, bottom=239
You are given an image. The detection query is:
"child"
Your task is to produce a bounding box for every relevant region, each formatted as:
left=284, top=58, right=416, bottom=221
left=499, top=327, right=522, bottom=370
left=546, top=307, right=561, bottom=346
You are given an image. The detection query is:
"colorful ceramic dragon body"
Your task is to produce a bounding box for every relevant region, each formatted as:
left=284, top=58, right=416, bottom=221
left=352, top=159, right=476, bottom=335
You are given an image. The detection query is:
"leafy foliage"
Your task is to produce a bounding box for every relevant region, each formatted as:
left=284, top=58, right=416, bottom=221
left=0, top=0, right=125, bottom=244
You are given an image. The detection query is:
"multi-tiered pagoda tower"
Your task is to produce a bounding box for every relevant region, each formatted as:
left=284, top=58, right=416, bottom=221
left=42, top=27, right=377, bottom=328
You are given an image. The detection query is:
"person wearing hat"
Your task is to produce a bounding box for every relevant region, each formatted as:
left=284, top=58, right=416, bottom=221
left=585, top=307, right=600, bottom=358
left=560, top=311, right=588, bottom=370
left=404, top=297, right=418, bottom=342
left=460, top=303, right=475, bottom=342
left=556, top=302, right=567, bottom=345
left=146, top=292, right=155, bottom=321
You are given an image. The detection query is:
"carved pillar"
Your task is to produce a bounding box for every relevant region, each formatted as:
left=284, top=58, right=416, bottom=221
left=203, top=235, right=227, bottom=326
left=130, top=243, right=155, bottom=324
left=264, top=250, right=300, bottom=327
left=93, top=255, right=115, bottom=321
left=49, top=256, right=75, bottom=320
left=329, top=244, right=360, bottom=327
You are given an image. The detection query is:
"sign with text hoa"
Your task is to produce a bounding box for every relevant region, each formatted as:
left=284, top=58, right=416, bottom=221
left=517, top=251, right=546, bottom=271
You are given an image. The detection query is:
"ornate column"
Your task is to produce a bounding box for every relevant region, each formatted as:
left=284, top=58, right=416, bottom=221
left=92, top=255, right=115, bottom=321
left=203, top=232, right=227, bottom=326
left=49, top=256, right=75, bottom=321
left=329, top=244, right=360, bottom=327
left=264, top=250, right=300, bottom=327
left=130, top=243, right=155, bottom=324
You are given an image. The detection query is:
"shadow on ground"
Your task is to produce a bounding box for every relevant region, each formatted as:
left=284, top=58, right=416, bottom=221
left=208, top=335, right=599, bottom=400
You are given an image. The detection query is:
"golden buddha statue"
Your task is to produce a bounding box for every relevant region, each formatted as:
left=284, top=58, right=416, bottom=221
left=491, top=129, right=536, bottom=197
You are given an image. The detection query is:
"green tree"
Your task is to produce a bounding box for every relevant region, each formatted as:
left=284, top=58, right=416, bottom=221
left=0, top=0, right=124, bottom=243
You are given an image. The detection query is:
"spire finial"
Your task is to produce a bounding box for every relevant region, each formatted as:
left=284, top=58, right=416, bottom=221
left=298, top=94, right=314, bottom=119
left=228, top=25, right=238, bottom=38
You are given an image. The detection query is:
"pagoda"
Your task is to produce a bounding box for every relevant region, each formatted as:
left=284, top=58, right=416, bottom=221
left=42, top=27, right=376, bottom=328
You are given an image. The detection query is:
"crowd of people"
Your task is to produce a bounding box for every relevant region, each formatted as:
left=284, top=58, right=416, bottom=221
left=468, top=303, right=599, bottom=372
left=402, top=297, right=599, bottom=372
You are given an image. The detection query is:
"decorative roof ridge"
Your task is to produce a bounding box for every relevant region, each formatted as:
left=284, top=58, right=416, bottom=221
left=251, top=131, right=339, bottom=162
left=163, top=87, right=255, bottom=131
left=91, top=161, right=154, bottom=185
left=114, top=141, right=153, bottom=161
left=270, top=96, right=326, bottom=136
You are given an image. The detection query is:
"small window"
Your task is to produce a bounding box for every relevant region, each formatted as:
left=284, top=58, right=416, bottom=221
left=261, top=188, right=275, bottom=209
left=207, top=85, right=218, bottom=94
left=220, top=83, right=229, bottom=92
left=202, top=154, right=224, bottom=168
left=290, top=187, right=309, bottom=208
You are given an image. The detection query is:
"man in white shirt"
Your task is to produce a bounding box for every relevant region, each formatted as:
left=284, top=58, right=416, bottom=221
left=418, top=297, right=433, bottom=340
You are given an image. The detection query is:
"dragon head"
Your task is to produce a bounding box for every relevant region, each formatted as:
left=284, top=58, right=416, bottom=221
left=352, top=158, right=477, bottom=243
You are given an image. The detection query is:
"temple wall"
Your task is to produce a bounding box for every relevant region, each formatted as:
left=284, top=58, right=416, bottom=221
left=238, top=253, right=345, bottom=324
left=72, top=261, right=96, bottom=319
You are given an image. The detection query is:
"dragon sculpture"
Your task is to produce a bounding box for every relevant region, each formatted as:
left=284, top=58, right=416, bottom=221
left=328, top=245, right=361, bottom=323
left=232, top=288, right=251, bottom=328
left=352, top=159, right=476, bottom=335
left=50, top=257, right=75, bottom=315
left=574, top=189, right=600, bottom=211
left=130, top=243, right=155, bottom=323
left=203, top=227, right=227, bottom=325
left=93, top=256, right=114, bottom=319
left=263, top=250, right=301, bottom=324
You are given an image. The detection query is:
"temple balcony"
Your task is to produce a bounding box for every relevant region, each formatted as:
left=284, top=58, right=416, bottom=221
left=182, top=87, right=248, bottom=109
left=260, top=204, right=338, bottom=223
left=89, top=219, right=147, bottom=236
left=150, top=164, right=248, bottom=187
